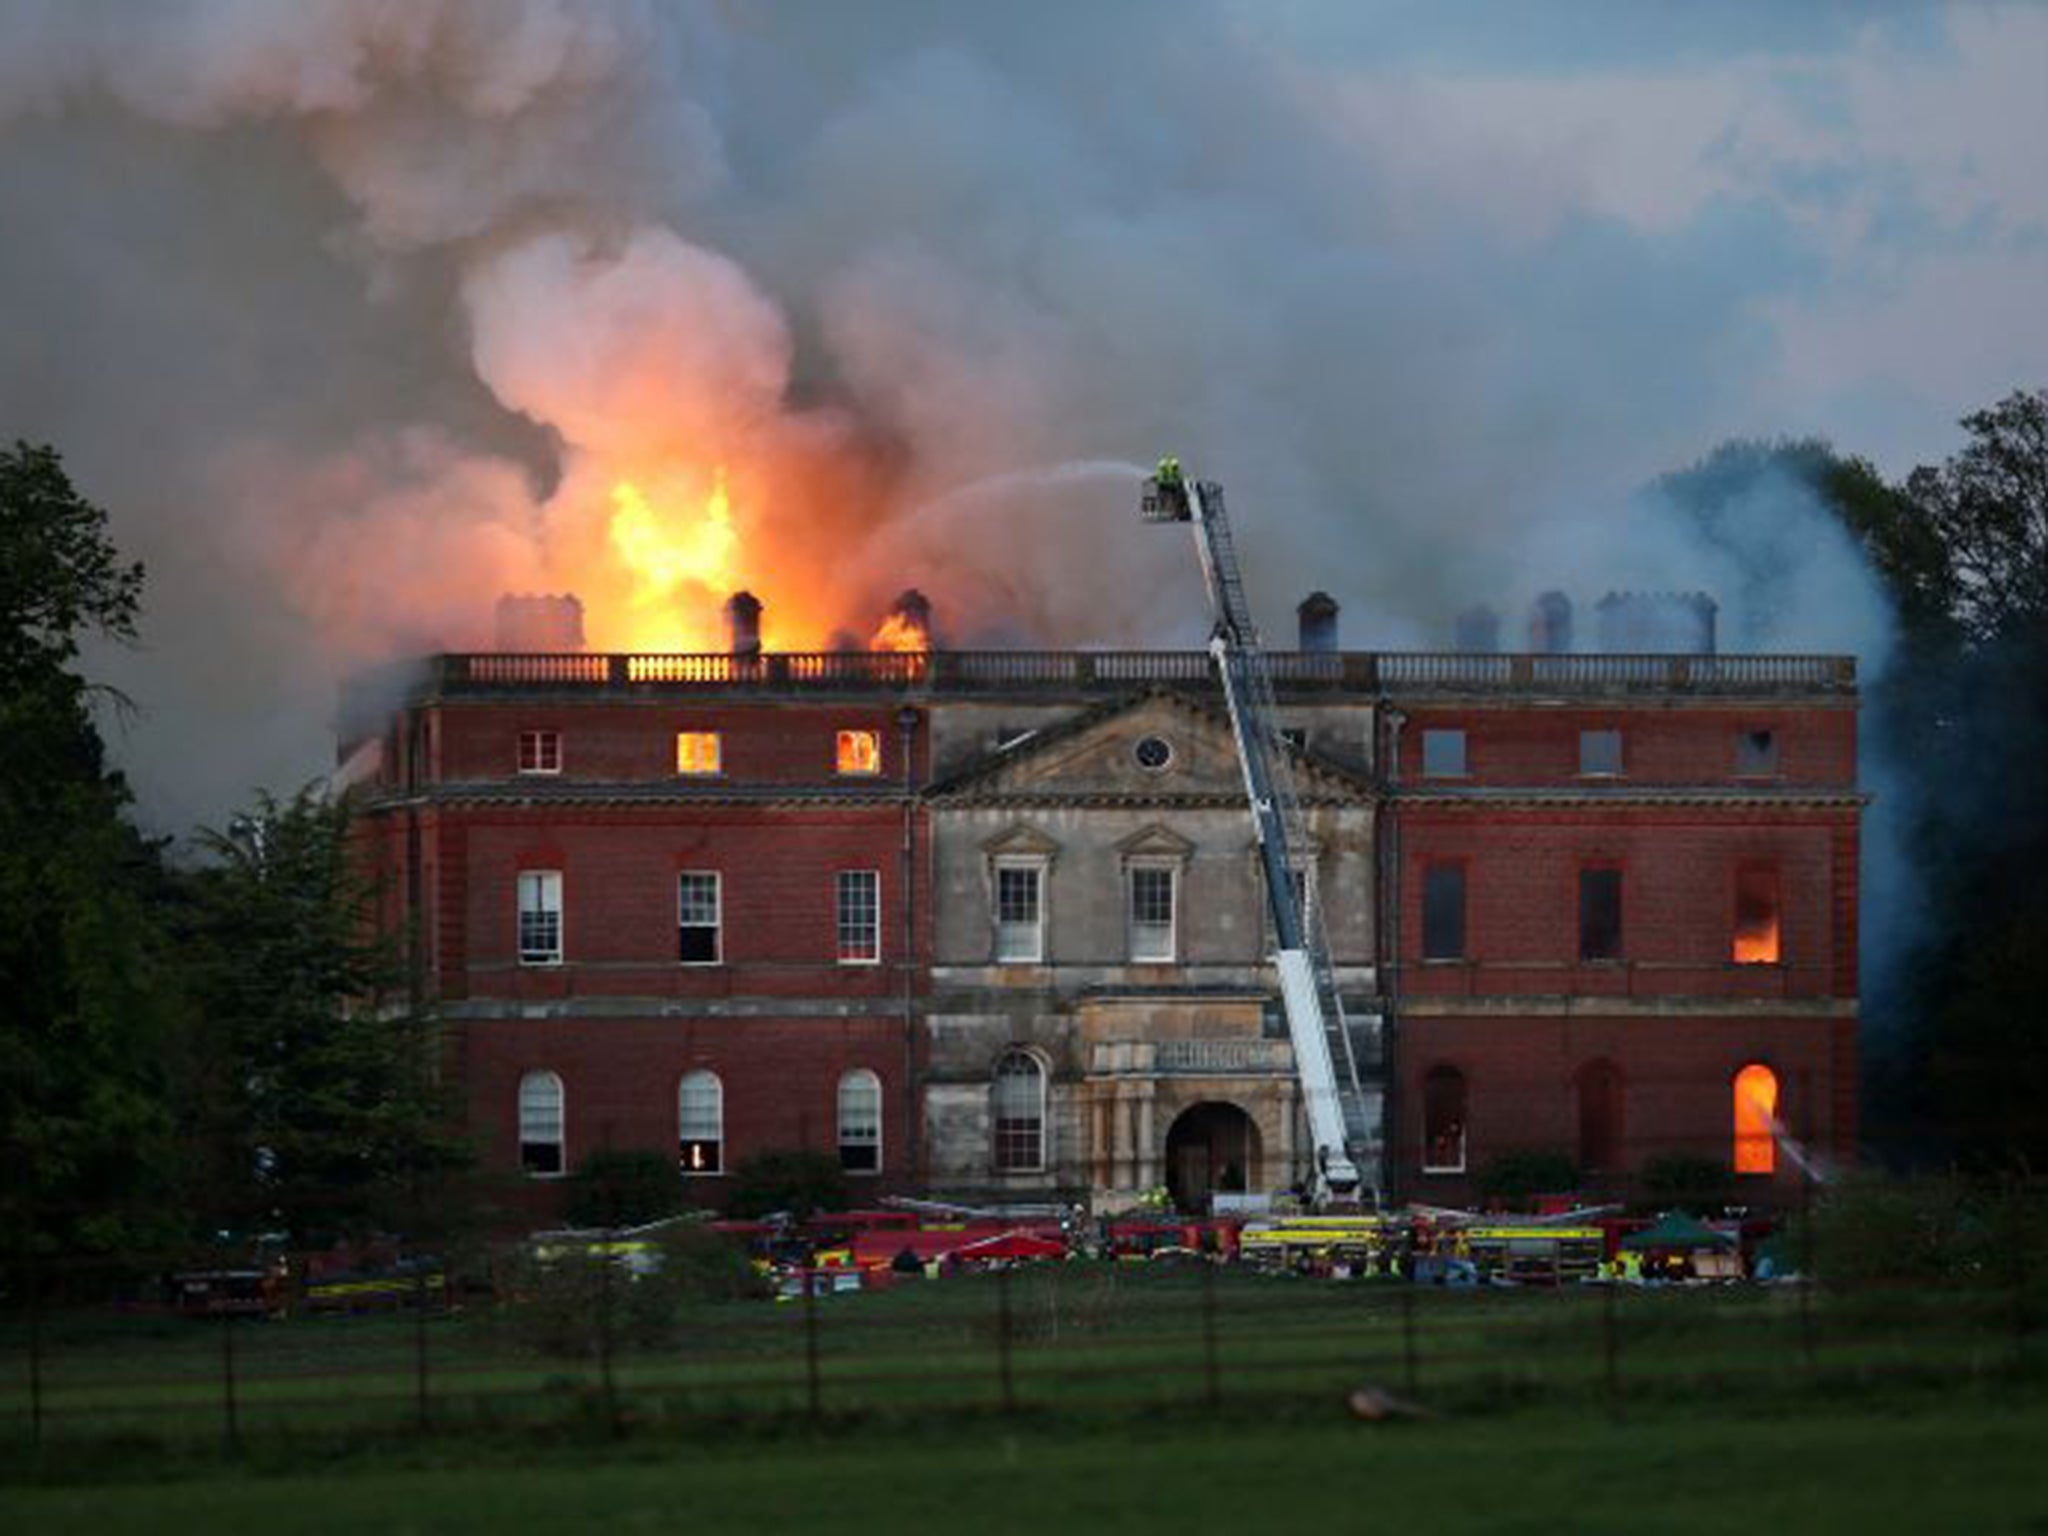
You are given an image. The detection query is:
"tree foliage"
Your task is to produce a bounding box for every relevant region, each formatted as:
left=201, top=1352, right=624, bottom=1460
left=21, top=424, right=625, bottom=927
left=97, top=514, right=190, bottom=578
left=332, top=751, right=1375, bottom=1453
left=562, top=1149, right=689, bottom=1230
left=1899, top=388, right=2048, bottom=644
left=0, top=443, right=177, bottom=1252
left=725, top=1149, right=849, bottom=1219
left=180, top=787, right=467, bottom=1241
left=1667, top=396, right=2048, bottom=1171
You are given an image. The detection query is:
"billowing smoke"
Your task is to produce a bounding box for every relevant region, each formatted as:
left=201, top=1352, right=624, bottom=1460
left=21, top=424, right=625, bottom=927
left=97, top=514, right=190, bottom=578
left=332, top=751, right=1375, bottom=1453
left=0, top=0, right=1978, bottom=831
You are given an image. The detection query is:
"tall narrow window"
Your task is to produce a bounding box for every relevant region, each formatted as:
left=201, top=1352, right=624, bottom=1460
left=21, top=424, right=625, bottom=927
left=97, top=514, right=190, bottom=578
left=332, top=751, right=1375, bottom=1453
left=1579, top=728, right=1623, bottom=777
left=1422, top=728, right=1467, bottom=777
left=678, top=871, right=721, bottom=964
left=1576, top=1059, right=1624, bottom=1174
left=1734, top=1063, right=1779, bottom=1175
left=1422, top=1066, right=1467, bottom=1174
left=518, top=730, right=562, bottom=774
left=1422, top=863, right=1466, bottom=960
left=518, top=1070, right=565, bottom=1176
left=836, top=870, right=880, bottom=963
left=835, top=729, right=882, bottom=775
left=1128, top=864, right=1176, bottom=962
left=678, top=1070, right=723, bottom=1175
left=991, top=1051, right=1046, bottom=1172
left=1733, top=865, right=1781, bottom=965
left=676, top=731, right=721, bottom=775
left=994, top=861, right=1044, bottom=963
left=1736, top=728, right=1778, bottom=776
left=837, top=1069, right=881, bottom=1173
left=517, top=870, right=563, bottom=965
left=1579, top=867, right=1623, bottom=961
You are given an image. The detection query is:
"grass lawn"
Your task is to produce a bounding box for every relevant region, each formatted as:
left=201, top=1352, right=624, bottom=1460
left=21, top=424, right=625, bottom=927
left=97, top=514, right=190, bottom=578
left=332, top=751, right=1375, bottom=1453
left=3, top=1270, right=2044, bottom=1530
left=4, top=1393, right=2047, bottom=1534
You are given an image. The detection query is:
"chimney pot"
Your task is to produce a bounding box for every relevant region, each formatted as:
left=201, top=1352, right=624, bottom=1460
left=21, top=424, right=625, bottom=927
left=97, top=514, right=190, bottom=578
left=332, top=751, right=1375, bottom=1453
left=1454, top=605, right=1501, bottom=653
left=1529, top=591, right=1573, bottom=654
left=725, top=590, right=763, bottom=656
left=1297, top=591, right=1340, bottom=653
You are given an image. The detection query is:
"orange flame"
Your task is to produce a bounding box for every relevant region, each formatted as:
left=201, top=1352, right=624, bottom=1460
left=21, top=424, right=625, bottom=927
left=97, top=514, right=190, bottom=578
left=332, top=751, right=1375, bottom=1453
left=601, top=470, right=740, bottom=651
left=1732, top=918, right=1781, bottom=965
left=868, top=610, right=931, bottom=653
left=1734, top=1063, right=1778, bottom=1174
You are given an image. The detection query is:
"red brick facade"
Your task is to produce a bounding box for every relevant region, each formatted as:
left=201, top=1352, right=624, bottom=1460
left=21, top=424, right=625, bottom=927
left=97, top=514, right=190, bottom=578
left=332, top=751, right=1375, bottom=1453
left=352, top=691, right=929, bottom=1216
left=345, top=649, right=1861, bottom=1214
left=1386, top=697, right=1861, bottom=1201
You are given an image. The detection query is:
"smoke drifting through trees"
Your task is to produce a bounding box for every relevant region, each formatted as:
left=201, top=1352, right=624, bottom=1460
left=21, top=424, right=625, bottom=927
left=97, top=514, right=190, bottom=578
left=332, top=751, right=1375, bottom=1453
left=0, top=1, right=1979, bottom=838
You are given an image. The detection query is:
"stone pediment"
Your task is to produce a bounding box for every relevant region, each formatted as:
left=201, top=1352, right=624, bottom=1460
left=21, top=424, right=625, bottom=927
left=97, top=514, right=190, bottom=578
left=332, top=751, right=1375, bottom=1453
left=929, top=689, right=1368, bottom=806
left=982, top=822, right=1061, bottom=858
left=1116, top=822, right=1195, bottom=859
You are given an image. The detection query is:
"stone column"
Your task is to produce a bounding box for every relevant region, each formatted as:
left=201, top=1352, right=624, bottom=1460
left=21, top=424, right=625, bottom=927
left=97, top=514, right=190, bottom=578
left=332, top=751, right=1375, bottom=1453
left=1113, top=1087, right=1134, bottom=1195
left=1278, top=1080, right=1298, bottom=1192
left=1089, top=1085, right=1109, bottom=1192
left=1136, top=1081, right=1158, bottom=1193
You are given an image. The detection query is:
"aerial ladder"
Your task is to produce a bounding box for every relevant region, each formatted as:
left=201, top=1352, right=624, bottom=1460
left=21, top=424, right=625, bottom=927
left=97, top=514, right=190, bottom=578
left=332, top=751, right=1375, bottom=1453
left=1141, top=459, right=1380, bottom=1206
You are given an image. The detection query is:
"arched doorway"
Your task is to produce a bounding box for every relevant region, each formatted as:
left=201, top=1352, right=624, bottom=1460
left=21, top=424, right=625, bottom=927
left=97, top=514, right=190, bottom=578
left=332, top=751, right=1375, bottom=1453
left=1164, top=1102, right=1261, bottom=1211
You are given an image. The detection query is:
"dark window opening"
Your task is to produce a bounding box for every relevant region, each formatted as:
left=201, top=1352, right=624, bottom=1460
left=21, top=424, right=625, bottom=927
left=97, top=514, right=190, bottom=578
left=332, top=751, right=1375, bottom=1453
left=1422, top=728, right=1467, bottom=777
left=1579, top=868, right=1623, bottom=961
left=1423, top=1066, right=1467, bottom=1173
left=1576, top=1060, right=1623, bottom=1173
left=1422, top=864, right=1466, bottom=960
left=1579, top=728, right=1623, bottom=776
left=678, top=872, right=720, bottom=964
left=838, top=1070, right=881, bottom=1173
left=1734, top=865, right=1781, bottom=964
left=1737, top=728, right=1778, bottom=776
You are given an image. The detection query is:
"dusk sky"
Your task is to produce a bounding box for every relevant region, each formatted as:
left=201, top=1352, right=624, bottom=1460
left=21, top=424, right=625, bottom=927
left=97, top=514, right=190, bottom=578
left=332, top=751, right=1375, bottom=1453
left=0, top=1, right=2041, bottom=830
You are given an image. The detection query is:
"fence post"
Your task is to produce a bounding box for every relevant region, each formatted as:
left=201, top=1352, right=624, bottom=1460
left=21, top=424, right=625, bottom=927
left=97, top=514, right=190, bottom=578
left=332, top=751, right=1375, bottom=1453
left=1602, top=1279, right=1620, bottom=1415
left=1200, top=1259, right=1221, bottom=1410
left=596, top=1226, right=620, bottom=1437
left=995, top=1267, right=1016, bottom=1414
left=413, top=1245, right=431, bottom=1432
left=26, top=1245, right=43, bottom=1450
left=220, top=1312, right=241, bottom=1456
left=1400, top=1283, right=1419, bottom=1398
left=803, top=1267, right=822, bottom=1419
left=1798, top=1172, right=1817, bottom=1376
left=2007, top=1182, right=2032, bottom=1372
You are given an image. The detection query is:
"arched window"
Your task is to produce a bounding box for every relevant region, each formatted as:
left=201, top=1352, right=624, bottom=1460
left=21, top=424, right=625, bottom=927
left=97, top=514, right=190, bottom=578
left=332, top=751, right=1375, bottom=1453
left=1734, top=1063, right=1779, bottom=1175
left=1422, top=1066, right=1467, bottom=1174
left=838, top=1069, right=881, bottom=1174
left=679, top=1070, right=723, bottom=1175
left=518, top=1070, right=565, bottom=1177
left=1576, top=1059, right=1624, bottom=1174
left=992, top=1051, right=1046, bottom=1173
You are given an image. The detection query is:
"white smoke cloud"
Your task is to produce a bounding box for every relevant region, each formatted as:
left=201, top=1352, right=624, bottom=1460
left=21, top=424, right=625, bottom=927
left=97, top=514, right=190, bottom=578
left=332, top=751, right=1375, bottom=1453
left=1, top=0, right=2043, bottom=831
left=462, top=227, right=793, bottom=464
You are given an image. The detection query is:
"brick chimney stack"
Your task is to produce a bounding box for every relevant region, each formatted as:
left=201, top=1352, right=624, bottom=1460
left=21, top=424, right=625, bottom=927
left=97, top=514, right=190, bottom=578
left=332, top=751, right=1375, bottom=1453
left=1298, top=591, right=1340, bottom=653
left=725, top=590, right=763, bottom=657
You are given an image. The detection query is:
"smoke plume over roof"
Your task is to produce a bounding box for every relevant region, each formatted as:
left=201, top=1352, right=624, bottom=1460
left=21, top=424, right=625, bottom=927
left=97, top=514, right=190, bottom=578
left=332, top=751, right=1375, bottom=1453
left=1, top=1, right=2044, bottom=828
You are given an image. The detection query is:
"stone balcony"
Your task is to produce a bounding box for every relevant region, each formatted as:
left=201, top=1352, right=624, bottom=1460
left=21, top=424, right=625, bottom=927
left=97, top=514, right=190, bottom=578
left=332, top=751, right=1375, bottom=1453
left=1089, top=1038, right=1297, bottom=1078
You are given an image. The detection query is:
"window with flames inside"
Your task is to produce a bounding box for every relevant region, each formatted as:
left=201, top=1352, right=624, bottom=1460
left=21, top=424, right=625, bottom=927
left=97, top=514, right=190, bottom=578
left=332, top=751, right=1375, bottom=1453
left=836, top=729, right=882, bottom=775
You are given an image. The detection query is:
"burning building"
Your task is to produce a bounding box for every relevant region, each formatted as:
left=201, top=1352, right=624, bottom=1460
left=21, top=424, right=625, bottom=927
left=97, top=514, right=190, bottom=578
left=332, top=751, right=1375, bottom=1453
left=342, top=588, right=1860, bottom=1213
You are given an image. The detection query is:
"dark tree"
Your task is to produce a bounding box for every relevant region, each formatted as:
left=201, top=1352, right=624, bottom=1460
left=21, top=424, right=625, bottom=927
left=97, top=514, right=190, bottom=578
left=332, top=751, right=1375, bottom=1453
left=1900, top=388, right=2048, bottom=644
left=181, top=787, right=468, bottom=1241
left=0, top=443, right=178, bottom=1253
left=1650, top=414, right=2048, bottom=1168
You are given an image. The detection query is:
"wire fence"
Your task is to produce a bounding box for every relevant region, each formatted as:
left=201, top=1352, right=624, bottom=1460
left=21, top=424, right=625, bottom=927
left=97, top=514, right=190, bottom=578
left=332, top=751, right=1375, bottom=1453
left=2, top=1219, right=2041, bottom=1459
